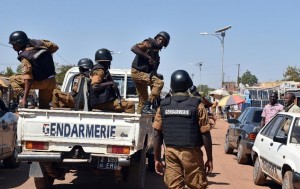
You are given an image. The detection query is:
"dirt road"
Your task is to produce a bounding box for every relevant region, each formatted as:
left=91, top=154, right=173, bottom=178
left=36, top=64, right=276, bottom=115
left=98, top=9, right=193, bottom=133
left=0, top=119, right=281, bottom=189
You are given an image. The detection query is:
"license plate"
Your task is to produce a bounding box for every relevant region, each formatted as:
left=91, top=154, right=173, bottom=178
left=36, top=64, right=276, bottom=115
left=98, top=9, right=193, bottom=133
left=97, top=157, right=119, bottom=170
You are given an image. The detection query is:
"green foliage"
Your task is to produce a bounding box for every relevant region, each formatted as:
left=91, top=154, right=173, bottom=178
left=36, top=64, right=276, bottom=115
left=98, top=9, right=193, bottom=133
left=240, top=70, right=258, bottom=86
left=283, top=66, right=300, bottom=81
left=16, top=64, right=22, bottom=74
left=56, top=64, right=75, bottom=85
left=197, top=84, right=215, bottom=97
left=3, top=66, right=15, bottom=77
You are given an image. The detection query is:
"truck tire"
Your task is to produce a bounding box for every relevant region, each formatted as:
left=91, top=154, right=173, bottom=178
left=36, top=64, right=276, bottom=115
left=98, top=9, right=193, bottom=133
left=224, top=134, right=234, bottom=154
left=236, top=142, right=248, bottom=164
left=282, top=170, right=293, bottom=189
left=126, top=148, right=146, bottom=189
left=34, top=163, right=55, bottom=189
left=253, top=158, right=266, bottom=185
left=3, top=148, right=20, bottom=168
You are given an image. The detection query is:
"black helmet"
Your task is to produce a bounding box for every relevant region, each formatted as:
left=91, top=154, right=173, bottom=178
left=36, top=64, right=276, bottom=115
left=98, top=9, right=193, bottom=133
left=155, top=31, right=170, bottom=47
left=78, top=58, right=93, bottom=69
left=95, top=48, right=112, bottom=62
left=9, top=31, right=29, bottom=46
left=170, top=70, right=193, bottom=92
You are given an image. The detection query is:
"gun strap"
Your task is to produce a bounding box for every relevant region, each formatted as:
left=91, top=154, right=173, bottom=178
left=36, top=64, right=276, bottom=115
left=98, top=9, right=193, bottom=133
left=83, top=78, right=88, bottom=111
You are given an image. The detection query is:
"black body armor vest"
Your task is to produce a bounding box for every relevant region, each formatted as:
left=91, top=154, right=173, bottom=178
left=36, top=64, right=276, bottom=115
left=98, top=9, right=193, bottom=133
left=89, top=64, right=116, bottom=108
left=131, top=38, right=160, bottom=73
left=160, top=95, right=203, bottom=148
left=18, top=39, right=55, bottom=81
left=71, top=71, right=90, bottom=104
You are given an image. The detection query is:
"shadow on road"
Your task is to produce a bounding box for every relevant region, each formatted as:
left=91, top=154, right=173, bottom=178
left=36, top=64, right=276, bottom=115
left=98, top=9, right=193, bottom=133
left=0, top=162, right=29, bottom=189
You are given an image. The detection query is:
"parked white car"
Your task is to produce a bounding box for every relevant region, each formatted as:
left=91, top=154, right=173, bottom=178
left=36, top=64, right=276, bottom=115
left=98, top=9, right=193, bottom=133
left=252, top=112, right=300, bottom=188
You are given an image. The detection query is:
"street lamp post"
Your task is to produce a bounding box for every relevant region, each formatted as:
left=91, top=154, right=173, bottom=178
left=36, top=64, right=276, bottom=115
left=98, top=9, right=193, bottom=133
left=196, top=62, right=203, bottom=91
left=200, top=26, right=231, bottom=88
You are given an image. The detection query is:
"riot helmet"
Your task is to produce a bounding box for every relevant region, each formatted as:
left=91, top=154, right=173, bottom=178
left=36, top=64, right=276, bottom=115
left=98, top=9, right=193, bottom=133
left=155, top=31, right=170, bottom=47
left=95, top=48, right=112, bottom=70
left=170, top=70, right=193, bottom=93
left=9, top=31, right=29, bottom=47
left=78, top=58, right=93, bottom=69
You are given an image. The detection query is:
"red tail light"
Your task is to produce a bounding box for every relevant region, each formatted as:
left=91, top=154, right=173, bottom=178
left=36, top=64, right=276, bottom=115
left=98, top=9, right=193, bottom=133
left=25, top=141, right=49, bottom=150
left=107, top=145, right=130, bottom=154
left=248, top=133, right=257, bottom=140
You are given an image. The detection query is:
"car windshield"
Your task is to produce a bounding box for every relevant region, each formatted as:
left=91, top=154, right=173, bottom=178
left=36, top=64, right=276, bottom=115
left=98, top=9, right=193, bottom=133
left=290, top=118, right=300, bottom=144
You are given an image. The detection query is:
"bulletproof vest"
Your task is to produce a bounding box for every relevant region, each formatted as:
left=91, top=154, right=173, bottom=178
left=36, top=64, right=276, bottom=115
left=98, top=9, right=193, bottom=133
left=18, top=39, right=55, bottom=81
left=160, top=95, right=203, bottom=148
left=89, top=64, right=117, bottom=108
left=131, top=38, right=160, bottom=73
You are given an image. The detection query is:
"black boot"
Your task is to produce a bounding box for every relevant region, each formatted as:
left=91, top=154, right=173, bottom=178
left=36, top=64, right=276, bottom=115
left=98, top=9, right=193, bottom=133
left=142, top=101, right=155, bottom=114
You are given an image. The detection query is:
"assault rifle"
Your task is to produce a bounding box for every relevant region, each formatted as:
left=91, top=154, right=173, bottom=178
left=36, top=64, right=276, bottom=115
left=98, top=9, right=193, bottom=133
left=74, top=76, right=89, bottom=111
left=106, top=70, right=122, bottom=107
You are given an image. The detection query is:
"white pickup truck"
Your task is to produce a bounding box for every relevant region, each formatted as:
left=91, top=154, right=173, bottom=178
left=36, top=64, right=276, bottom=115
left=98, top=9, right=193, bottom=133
left=17, top=68, right=155, bottom=189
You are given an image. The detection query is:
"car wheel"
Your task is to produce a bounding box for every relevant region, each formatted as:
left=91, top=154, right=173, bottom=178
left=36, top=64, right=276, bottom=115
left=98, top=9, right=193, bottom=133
left=237, top=142, right=248, bottom=164
left=253, top=158, right=266, bottom=185
left=224, top=134, right=234, bottom=154
left=282, top=170, right=293, bottom=189
left=3, top=148, right=20, bottom=168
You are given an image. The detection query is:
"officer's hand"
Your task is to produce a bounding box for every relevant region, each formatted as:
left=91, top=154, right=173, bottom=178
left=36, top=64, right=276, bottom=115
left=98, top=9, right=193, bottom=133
left=20, top=98, right=28, bottom=108
left=205, top=160, right=213, bottom=174
left=155, top=160, right=165, bottom=176
left=148, top=58, right=155, bottom=66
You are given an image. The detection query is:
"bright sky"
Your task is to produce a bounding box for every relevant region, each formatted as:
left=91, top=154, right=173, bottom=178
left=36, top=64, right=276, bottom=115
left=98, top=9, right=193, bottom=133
left=1, top=1, right=300, bottom=91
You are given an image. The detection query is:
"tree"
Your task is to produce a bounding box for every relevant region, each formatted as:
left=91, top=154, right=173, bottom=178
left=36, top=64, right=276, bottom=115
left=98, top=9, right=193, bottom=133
left=3, top=66, right=15, bottom=77
left=283, top=66, right=300, bottom=81
left=55, top=64, right=74, bottom=85
left=240, top=70, right=258, bottom=86
left=16, top=64, right=22, bottom=74
left=197, top=84, right=215, bottom=97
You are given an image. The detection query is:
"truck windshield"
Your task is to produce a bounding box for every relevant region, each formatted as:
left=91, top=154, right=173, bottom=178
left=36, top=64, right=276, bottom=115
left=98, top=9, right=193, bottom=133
left=112, top=76, right=137, bottom=98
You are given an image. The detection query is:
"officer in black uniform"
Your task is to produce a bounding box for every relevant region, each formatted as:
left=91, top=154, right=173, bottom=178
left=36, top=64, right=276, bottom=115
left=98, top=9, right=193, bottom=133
left=153, top=70, right=213, bottom=189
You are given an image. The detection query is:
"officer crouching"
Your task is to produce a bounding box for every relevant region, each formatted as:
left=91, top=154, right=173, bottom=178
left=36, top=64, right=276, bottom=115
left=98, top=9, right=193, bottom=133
left=153, top=70, right=213, bottom=189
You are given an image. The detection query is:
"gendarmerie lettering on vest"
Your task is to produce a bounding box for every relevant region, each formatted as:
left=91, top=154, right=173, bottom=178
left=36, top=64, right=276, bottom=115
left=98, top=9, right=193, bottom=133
left=164, top=109, right=191, bottom=116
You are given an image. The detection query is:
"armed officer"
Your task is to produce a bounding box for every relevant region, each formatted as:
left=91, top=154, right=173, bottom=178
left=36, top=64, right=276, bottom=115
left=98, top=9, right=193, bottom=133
left=153, top=70, right=213, bottom=189
left=52, top=58, right=93, bottom=109
left=89, top=48, right=135, bottom=113
left=8, top=31, right=58, bottom=109
left=131, top=31, right=170, bottom=114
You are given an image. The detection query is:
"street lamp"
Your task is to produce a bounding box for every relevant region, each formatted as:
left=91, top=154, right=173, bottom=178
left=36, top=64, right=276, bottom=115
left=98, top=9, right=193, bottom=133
left=195, top=62, right=203, bottom=91
left=200, top=25, right=231, bottom=88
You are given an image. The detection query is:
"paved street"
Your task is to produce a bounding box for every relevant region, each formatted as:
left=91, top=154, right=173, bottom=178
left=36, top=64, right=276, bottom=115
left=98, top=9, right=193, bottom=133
left=0, top=119, right=281, bottom=189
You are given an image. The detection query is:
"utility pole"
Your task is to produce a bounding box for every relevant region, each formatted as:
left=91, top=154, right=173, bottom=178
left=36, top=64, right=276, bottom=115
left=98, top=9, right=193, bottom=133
left=195, top=62, right=203, bottom=91
left=237, top=64, right=240, bottom=87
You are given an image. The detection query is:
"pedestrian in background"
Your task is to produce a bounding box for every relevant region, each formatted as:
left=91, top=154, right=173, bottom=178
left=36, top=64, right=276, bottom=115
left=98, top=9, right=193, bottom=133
left=284, top=92, right=300, bottom=113
left=153, top=70, right=213, bottom=189
left=261, top=91, right=284, bottom=127
left=131, top=31, right=170, bottom=114
left=8, top=31, right=58, bottom=109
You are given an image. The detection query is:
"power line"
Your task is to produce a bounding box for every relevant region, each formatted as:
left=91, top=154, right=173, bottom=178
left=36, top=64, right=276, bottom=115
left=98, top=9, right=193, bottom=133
left=0, top=42, right=12, bottom=49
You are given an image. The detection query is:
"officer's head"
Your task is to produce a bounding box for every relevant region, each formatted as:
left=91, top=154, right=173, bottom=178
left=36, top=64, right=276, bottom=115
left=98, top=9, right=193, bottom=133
left=78, top=58, right=93, bottom=73
left=95, top=48, right=112, bottom=70
left=155, top=31, right=170, bottom=48
left=9, top=31, right=29, bottom=51
left=170, top=70, right=193, bottom=93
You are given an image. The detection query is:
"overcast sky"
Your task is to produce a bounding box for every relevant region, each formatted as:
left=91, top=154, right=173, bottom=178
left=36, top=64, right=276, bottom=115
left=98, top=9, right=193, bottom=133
left=1, top=0, right=300, bottom=91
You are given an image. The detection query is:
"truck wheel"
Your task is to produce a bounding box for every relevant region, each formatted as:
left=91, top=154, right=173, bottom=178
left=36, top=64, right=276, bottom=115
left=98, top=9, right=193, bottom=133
left=224, top=134, right=234, bottom=154
left=282, top=170, right=293, bottom=189
left=147, top=153, right=155, bottom=172
left=253, top=158, right=266, bottom=185
left=237, top=142, right=248, bottom=164
left=3, top=148, right=20, bottom=168
left=126, top=148, right=146, bottom=189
